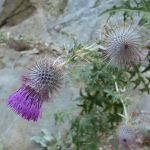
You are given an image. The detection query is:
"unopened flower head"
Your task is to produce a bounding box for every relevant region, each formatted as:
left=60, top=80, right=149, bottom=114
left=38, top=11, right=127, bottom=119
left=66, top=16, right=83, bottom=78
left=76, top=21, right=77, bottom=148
left=6, top=86, right=43, bottom=122
left=21, top=57, right=63, bottom=101
left=101, top=18, right=149, bottom=69
left=139, top=122, right=150, bottom=138
left=53, top=24, right=63, bottom=33
left=117, top=125, right=135, bottom=147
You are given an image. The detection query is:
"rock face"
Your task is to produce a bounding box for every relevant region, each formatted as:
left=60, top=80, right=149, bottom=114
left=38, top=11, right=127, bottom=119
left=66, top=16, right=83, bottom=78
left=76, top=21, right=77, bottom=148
left=0, top=0, right=119, bottom=46
left=0, top=0, right=36, bottom=27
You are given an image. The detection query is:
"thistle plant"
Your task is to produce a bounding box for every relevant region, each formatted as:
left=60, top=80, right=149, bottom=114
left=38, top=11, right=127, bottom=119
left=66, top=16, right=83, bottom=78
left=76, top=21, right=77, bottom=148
left=5, top=1, right=150, bottom=149
left=6, top=57, right=63, bottom=122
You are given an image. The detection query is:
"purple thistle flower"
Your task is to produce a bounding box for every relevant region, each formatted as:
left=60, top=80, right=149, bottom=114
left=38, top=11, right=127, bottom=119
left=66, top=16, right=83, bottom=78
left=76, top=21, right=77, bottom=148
left=6, top=86, right=43, bottom=122
left=102, top=19, right=149, bottom=68
left=6, top=57, right=63, bottom=122
left=117, top=125, right=136, bottom=147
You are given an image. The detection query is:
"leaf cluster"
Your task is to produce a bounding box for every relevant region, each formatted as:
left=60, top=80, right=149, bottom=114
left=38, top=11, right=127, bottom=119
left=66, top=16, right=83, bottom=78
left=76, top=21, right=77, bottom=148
left=72, top=52, right=128, bottom=127
left=65, top=50, right=135, bottom=149
left=68, top=109, right=109, bottom=150
left=44, top=107, right=77, bottom=125
left=99, top=0, right=150, bottom=25
left=128, top=62, right=150, bottom=94
left=30, top=129, right=71, bottom=150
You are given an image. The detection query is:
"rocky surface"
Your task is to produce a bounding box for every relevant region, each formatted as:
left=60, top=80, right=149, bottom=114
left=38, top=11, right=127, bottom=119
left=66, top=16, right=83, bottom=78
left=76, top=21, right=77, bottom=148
left=137, top=92, right=150, bottom=114
left=0, top=0, right=36, bottom=27
left=0, top=0, right=119, bottom=46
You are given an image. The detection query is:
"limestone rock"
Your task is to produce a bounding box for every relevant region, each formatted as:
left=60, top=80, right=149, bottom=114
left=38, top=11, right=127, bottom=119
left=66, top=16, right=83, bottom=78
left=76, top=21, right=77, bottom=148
left=1, top=0, right=119, bottom=46
left=20, top=47, right=39, bottom=55
left=50, top=44, right=62, bottom=55
left=0, top=0, right=36, bottom=27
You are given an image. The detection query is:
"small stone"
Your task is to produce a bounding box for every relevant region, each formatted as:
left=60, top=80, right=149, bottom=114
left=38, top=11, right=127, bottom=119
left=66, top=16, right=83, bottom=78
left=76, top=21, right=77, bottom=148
left=141, top=110, right=146, bottom=114
left=54, top=25, right=63, bottom=32
left=1, top=43, right=6, bottom=46
left=20, top=48, right=39, bottom=55
left=45, top=43, right=49, bottom=47
left=50, top=44, right=62, bottom=55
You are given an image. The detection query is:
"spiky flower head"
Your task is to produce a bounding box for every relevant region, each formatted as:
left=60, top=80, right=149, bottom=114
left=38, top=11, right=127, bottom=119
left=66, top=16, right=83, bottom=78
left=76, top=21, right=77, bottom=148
left=102, top=18, right=149, bottom=69
left=6, top=86, right=43, bottom=122
left=139, top=122, right=150, bottom=138
left=21, top=57, right=63, bottom=101
left=117, top=125, right=135, bottom=147
left=6, top=56, right=63, bottom=122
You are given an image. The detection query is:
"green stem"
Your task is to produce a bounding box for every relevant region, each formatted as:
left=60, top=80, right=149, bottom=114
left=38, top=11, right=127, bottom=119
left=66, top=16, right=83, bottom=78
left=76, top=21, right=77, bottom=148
left=54, top=44, right=106, bottom=68
left=115, top=81, right=129, bottom=124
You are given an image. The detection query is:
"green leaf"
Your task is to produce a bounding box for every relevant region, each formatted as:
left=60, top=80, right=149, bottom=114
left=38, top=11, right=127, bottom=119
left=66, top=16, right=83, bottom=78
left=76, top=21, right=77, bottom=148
left=0, top=142, right=4, bottom=150
left=41, top=129, right=51, bottom=137
left=84, top=49, right=91, bottom=52
left=142, top=64, right=150, bottom=73
left=88, top=99, right=94, bottom=113
left=99, top=0, right=150, bottom=24
left=132, top=78, right=141, bottom=89
left=30, top=136, right=46, bottom=147
left=56, top=132, right=62, bottom=140
left=73, top=97, right=84, bottom=102
left=104, top=89, right=116, bottom=97
left=146, top=77, right=150, bottom=82
left=84, top=64, right=91, bottom=82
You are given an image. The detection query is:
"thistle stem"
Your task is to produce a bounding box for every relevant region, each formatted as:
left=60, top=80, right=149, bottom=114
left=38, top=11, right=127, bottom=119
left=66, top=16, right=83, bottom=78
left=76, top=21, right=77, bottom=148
left=55, top=44, right=106, bottom=68
left=115, top=81, right=129, bottom=124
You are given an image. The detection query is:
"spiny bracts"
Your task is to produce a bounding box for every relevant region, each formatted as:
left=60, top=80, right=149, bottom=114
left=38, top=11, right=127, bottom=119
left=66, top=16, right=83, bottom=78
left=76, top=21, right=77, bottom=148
left=101, top=18, right=149, bottom=69
left=117, top=125, right=136, bottom=147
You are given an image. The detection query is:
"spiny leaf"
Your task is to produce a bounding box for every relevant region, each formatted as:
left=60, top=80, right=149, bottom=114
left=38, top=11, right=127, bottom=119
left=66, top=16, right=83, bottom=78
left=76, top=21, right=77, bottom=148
left=132, top=78, right=141, bottom=89
left=41, top=129, right=51, bottom=137
left=30, top=136, right=46, bottom=146
left=99, top=0, right=150, bottom=24
left=146, top=77, right=150, bottom=82
left=142, top=64, right=150, bottom=73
